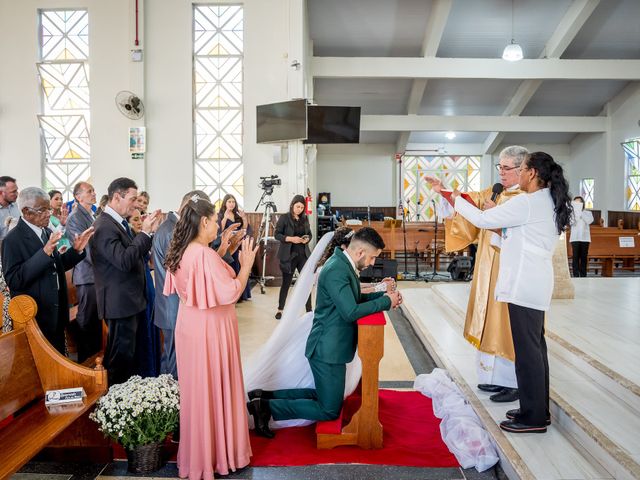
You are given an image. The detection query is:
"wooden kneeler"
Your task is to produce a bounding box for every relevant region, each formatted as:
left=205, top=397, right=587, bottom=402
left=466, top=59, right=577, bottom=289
left=316, top=312, right=386, bottom=449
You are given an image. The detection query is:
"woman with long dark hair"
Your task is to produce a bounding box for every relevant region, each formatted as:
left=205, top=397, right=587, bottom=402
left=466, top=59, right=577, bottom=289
left=274, top=194, right=312, bottom=319
left=451, top=151, right=572, bottom=434
left=217, top=193, right=251, bottom=301
left=164, top=194, right=258, bottom=478
left=48, top=189, right=71, bottom=252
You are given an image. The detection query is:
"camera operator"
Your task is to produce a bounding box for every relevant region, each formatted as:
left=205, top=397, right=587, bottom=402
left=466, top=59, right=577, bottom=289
left=274, top=194, right=312, bottom=319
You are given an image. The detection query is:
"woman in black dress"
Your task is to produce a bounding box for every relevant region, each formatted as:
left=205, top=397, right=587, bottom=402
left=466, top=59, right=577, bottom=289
left=274, top=194, right=312, bottom=319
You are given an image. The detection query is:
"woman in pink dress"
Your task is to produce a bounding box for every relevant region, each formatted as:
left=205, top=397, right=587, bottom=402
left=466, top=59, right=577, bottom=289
left=164, top=194, right=257, bottom=479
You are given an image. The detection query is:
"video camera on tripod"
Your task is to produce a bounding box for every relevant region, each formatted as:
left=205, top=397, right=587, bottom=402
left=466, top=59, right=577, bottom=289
left=255, top=175, right=281, bottom=294
left=259, top=175, right=281, bottom=195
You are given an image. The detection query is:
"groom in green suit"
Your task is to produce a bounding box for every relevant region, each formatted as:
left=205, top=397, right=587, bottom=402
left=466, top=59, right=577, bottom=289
left=247, top=227, right=402, bottom=438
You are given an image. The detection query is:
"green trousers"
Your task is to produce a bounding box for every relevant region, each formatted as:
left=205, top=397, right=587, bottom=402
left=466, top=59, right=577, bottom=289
left=268, top=357, right=346, bottom=421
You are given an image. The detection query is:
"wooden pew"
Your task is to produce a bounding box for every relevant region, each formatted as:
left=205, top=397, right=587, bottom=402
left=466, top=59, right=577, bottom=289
left=567, top=227, right=640, bottom=276
left=0, top=295, right=108, bottom=479
left=316, top=312, right=385, bottom=449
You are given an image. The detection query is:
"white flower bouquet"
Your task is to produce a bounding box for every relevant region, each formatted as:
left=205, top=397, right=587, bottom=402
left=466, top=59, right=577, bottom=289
left=90, top=374, right=180, bottom=450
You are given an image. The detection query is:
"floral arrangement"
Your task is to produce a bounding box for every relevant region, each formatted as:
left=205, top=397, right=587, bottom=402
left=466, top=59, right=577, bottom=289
left=90, top=374, right=180, bottom=450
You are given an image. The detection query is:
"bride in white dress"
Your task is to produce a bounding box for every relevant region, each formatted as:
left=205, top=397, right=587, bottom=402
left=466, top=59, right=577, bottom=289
left=243, top=227, right=393, bottom=428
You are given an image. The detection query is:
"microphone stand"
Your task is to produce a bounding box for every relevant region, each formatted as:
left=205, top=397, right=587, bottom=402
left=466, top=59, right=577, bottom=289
left=425, top=199, right=449, bottom=282
left=401, top=202, right=410, bottom=278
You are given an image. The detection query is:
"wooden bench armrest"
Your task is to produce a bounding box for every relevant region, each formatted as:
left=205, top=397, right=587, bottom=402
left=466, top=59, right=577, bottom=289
left=9, top=295, right=107, bottom=394
left=0, top=391, right=102, bottom=479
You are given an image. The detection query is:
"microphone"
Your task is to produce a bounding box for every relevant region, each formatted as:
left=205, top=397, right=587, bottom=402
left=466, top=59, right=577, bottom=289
left=491, top=183, right=504, bottom=202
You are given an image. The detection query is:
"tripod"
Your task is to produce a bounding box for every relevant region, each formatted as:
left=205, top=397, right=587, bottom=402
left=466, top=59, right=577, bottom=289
left=255, top=189, right=278, bottom=294
left=424, top=200, right=449, bottom=282
left=401, top=201, right=428, bottom=281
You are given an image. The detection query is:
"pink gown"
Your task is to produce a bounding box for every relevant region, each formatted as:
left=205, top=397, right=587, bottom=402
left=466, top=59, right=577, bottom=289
left=164, top=243, right=251, bottom=479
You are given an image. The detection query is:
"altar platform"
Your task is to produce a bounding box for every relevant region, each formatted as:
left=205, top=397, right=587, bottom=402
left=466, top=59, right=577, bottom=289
left=400, top=278, right=640, bottom=480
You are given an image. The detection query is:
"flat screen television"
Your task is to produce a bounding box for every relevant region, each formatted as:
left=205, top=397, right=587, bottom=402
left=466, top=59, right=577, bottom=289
left=256, top=99, right=307, bottom=143
left=305, top=105, right=360, bottom=144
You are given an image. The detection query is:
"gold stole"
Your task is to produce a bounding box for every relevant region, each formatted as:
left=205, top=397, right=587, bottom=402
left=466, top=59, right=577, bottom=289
left=443, top=186, right=522, bottom=362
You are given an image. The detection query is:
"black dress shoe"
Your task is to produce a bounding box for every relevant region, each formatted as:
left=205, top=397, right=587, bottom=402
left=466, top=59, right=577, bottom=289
left=247, top=398, right=275, bottom=439
left=506, top=408, right=551, bottom=425
left=477, top=383, right=506, bottom=393
left=490, top=387, right=519, bottom=403
left=500, top=419, right=547, bottom=433
left=275, top=311, right=282, bottom=320
left=248, top=389, right=274, bottom=401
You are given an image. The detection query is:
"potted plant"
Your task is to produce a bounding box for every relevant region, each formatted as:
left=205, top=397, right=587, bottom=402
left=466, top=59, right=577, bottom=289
left=90, top=374, right=179, bottom=473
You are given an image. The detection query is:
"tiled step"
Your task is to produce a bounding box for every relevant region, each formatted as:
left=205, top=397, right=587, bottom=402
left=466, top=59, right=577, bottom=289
left=401, top=287, right=612, bottom=480
left=427, top=282, right=640, bottom=480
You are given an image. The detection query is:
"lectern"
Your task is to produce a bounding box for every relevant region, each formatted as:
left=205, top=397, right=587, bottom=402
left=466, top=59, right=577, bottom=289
left=316, top=312, right=386, bottom=449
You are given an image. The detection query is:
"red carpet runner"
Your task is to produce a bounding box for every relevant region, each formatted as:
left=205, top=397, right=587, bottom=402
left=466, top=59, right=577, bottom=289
left=249, top=389, right=459, bottom=468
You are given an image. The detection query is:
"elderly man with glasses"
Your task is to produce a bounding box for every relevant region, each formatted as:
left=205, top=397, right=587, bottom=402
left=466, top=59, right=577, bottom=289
left=1, top=187, right=94, bottom=354
left=426, top=145, right=529, bottom=404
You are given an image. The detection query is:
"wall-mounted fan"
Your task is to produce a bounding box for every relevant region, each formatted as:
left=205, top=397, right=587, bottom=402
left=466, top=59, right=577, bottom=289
left=115, top=90, right=144, bottom=120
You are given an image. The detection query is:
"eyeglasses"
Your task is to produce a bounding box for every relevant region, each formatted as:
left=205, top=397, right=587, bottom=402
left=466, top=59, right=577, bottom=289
left=27, top=207, right=53, bottom=215
left=495, top=164, right=520, bottom=173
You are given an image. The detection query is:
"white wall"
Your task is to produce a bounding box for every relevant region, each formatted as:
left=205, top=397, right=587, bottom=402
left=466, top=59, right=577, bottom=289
left=316, top=144, right=396, bottom=206
left=566, top=87, right=640, bottom=216
left=567, top=133, right=606, bottom=208
left=0, top=0, right=308, bottom=212
left=0, top=0, right=139, bottom=196
left=607, top=87, right=640, bottom=212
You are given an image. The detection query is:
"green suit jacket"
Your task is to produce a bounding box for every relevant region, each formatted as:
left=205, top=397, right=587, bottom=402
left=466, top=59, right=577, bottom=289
left=305, top=247, right=392, bottom=364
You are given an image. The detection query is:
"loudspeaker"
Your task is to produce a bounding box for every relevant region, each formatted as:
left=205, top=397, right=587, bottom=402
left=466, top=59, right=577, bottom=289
left=447, top=255, right=472, bottom=281
left=361, top=259, right=397, bottom=282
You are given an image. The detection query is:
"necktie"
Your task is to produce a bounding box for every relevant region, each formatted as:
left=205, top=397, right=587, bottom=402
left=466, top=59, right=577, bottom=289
left=40, top=228, right=49, bottom=245
left=121, top=220, right=133, bottom=239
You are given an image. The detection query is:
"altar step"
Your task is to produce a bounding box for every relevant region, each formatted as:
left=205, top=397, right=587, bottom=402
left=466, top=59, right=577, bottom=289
left=400, top=284, right=640, bottom=480
left=430, top=281, right=640, bottom=480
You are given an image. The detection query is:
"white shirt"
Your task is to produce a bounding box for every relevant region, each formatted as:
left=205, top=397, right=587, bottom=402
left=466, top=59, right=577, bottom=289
left=23, top=218, right=46, bottom=243
left=342, top=249, right=359, bottom=277
left=455, top=188, right=559, bottom=311
left=104, top=205, right=128, bottom=232
left=569, top=202, right=593, bottom=243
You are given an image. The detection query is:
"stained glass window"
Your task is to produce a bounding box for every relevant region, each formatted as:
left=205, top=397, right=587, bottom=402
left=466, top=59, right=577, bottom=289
left=580, top=178, right=595, bottom=209
left=38, top=9, right=90, bottom=200
left=623, top=139, right=640, bottom=211
left=402, top=155, right=481, bottom=221
left=193, top=5, right=244, bottom=207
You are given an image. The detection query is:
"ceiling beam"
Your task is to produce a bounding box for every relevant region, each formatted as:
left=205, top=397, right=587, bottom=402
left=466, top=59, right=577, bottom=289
left=312, top=57, right=640, bottom=80
left=397, top=0, right=453, bottom=154
left=483, top=0, right=600, bottom=154
left=362, top=115, right=606, bottom=133
left=544, top=0, right=600, bottom=58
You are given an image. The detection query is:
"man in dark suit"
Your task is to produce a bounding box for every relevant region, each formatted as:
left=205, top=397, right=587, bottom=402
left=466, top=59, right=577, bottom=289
left=2, top=187, right=93, bottom=354
left=246, top=227, right=402, bottom=438
left=66, top=181, right=101, bottom=363
left=90, top=177, right=161, bottom=385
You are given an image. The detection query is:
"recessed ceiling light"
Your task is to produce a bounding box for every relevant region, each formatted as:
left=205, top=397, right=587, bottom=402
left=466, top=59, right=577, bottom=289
left=445, top=131, right=456, bottom=140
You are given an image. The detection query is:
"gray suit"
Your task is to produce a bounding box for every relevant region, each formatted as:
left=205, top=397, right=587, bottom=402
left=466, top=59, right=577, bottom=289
left=152, top=212, right=236, bottom=378
left=66, top=205, right=101, bottom=362
left=152, top=213, right=180, bottom=378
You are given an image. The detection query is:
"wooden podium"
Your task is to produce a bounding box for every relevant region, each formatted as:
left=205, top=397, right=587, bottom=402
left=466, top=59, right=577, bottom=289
left=316, top=312, right=386, bottom=449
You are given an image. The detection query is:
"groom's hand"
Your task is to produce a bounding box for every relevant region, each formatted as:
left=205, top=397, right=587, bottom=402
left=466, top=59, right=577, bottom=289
left=385, top=290, right=401, bottom=309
